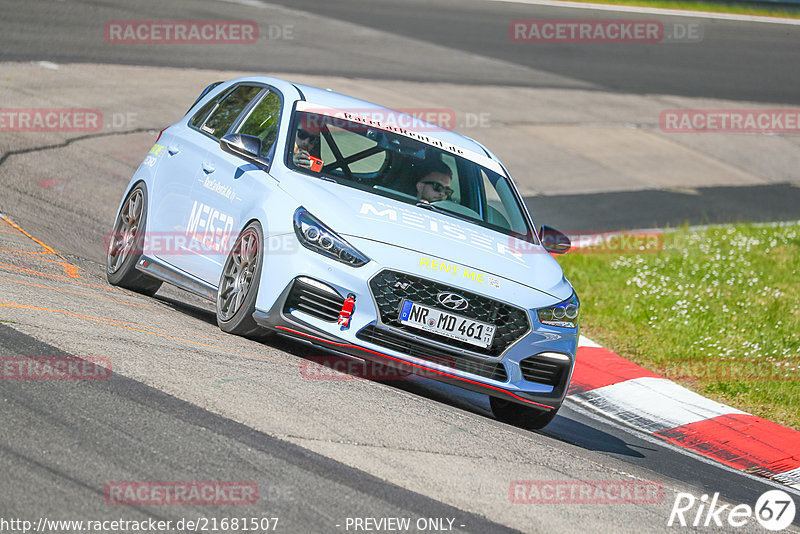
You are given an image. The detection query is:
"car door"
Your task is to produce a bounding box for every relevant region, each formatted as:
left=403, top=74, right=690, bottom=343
left=147, top=98, right=223, bottom=276
left=151, top=83, right=263, bottom=278
left=189, top=87, right=284, bottom=284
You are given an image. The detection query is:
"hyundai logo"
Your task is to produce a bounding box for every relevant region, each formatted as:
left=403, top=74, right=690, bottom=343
left=437, top=292, right=469, bottom=311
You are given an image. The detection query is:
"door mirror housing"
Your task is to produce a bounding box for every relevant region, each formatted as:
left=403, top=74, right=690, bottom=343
left=539, top=225, right=571, bottom=254
left=220, top=133, right=265, bottom=167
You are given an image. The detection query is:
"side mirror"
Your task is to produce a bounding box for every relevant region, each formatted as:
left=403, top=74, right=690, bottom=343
left=220, top=133, right=265, bottom=166
left=539, top=225, right=571, bottom=254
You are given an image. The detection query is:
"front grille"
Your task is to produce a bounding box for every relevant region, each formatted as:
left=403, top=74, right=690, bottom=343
left=356, top=325, right=508, bottom=381
left=369, top=270, right=529, bottom=356
left=284, top=278, right=344, bottom=322
left=519, top=355, right=565, bottom=386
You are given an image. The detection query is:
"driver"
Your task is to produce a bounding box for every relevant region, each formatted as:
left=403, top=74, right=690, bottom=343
left=415, top=160, right=454, bottom=203
left=292, top=122, right=321, bottom=170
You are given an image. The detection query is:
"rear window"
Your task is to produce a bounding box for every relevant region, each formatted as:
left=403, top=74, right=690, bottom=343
left=190, top=92, right=224, bottom=129
left=187, top=81, right=223, bottom=115
left=192, top=84, right=262, bottom=139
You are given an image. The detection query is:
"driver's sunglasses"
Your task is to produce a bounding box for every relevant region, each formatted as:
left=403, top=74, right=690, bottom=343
left=297, top=129, right=318, bottom=142
left=421, top=181, right=454, bottom=197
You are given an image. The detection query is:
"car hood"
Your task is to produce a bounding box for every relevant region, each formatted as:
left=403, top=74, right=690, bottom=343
left=277, top=173, right=568, bottom=298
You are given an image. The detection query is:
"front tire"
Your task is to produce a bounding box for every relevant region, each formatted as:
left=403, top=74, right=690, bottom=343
left=106, top=184, right=162, bottom=296
left=490, top=396, right=558, bottom=430
left=216, top=222, right=267, bottom=338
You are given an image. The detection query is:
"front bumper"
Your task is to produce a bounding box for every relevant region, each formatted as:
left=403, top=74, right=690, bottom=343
left=252, top=248, right=577, bottom=411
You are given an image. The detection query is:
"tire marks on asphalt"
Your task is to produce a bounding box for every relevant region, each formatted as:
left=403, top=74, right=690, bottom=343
left=1, top=214, right=80, bottom=278
left=0, top=300, right=309, bottom=370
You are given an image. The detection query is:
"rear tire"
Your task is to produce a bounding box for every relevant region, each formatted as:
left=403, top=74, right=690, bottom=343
left=216, top=222, right=268, bottom=338
left=490, top=396, right=558, bottom=430
left=106, top=184, right=162, bottom=296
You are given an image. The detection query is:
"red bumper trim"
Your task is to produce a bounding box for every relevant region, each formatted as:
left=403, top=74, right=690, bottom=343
left=275, top=325, right=553, bottom=410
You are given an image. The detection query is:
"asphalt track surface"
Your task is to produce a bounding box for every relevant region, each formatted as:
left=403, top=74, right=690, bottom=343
left=0, top=214, right=796, bottom=531
left=3, top=0, right=800, bottom=229
left=3, top=0, right=800, bottom=104
left=1, top=0, right=800, bottom=532
left=0, top=325, right=519, bottom=534
left=265, top=0, right=800, bottom=105
left=530, top=183, right=800, bottom=232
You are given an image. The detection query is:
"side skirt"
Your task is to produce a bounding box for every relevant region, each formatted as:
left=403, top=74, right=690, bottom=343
left=136, top=255, right=217, bottom=302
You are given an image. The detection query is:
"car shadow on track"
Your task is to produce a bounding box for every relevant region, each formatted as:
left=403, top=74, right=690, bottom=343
left=385, top=377, right=648, bottom=459
left=540, top=415, right=650, bottom=458
left=154, top=293, right=647, bottom=459
left=153, top=294, right=218, bottom=326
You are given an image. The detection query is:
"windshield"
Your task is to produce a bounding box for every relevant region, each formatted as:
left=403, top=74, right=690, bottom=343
left=286, top=109, right=534, bottom=242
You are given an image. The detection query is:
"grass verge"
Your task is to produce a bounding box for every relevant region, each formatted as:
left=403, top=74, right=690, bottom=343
left=558, top=222, right=800, bottom=429
left=559, top=0, right=800, bottom=19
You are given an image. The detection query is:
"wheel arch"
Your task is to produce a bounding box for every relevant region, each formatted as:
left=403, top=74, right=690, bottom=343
left=114, top=175, right=152, bottom=224
left=234, top=191, right=301, bottom=316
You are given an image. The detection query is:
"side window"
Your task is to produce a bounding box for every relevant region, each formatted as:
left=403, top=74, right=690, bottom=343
left=190, top=91, right=224, bottom=129
left=440, top=154, right=460, bottom=203
left=481, top=170, right=526, bottom=232
left=187, top=81, right=223, bottom=114
left=199, top=85, right=262, bottom=139
left=237, top=91, right=282, bottom=159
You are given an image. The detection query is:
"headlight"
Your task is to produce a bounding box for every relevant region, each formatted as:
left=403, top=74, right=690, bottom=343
left=293, top=207, right=369, bottom=267
left=537, top=292, right=580, bottom=328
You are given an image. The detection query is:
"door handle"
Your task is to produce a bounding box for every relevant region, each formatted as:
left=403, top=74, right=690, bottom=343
left=167, top=145, right=180, bottom=156
left=201, top=162, right=215, bottom=174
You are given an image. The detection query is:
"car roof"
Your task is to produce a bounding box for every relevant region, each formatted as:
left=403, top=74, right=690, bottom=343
left=236, top=76, right=493, bottom=160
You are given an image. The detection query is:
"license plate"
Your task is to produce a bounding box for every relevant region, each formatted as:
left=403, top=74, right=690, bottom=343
left=398, top=300, right=496, bottom=349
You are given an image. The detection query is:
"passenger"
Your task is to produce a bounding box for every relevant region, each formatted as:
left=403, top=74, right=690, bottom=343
left=292, top=125, right=321, bottom=170
left=415, top=160, right=454, bottom=203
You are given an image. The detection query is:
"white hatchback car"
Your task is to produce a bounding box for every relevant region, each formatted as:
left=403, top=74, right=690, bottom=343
left=107, top=76, right=579, bottom=429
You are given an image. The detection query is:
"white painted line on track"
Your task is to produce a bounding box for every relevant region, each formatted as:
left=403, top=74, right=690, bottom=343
left=217, top=0, right=267, bottom=6
left=578, top=335, right=602, bottom=348
left=488, top=0, right=800, bottom=25
left=773, top=467, right=800, bottom=485
left=226, top=0, right=800, bottom=25
left=563, top=399, right=800, bottom=496
left=571, top=376, right=745, bottom=432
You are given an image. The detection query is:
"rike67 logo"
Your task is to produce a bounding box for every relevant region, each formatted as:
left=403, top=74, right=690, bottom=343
left=668, top=489, right=796, bottom=531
